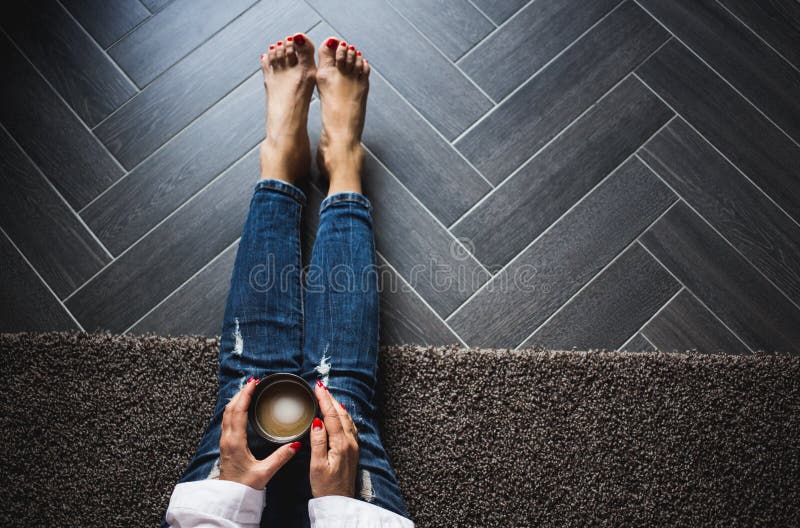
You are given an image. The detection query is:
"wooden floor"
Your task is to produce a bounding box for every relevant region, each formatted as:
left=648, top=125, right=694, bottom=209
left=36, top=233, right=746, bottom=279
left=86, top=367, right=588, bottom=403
left=2, top=0, right=800, bottom=353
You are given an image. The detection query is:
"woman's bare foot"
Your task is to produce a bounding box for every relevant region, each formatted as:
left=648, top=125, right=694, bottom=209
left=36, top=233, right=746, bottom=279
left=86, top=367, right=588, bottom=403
left=315, top=37, right=371, bottom=195
left=259, top=33, right=316, bottom=184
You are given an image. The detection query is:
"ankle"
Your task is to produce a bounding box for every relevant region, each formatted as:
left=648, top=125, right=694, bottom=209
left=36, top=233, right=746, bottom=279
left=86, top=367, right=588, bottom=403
left=319, top=141, right=364, bottom=185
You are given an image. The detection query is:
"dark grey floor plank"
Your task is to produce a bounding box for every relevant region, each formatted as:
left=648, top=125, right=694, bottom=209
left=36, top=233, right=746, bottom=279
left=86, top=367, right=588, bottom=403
left=639, top=0, right=800, bottom=144
left=454, top=76, right=672, bottom=268
left=521, top=244, right=680, bottom=350
left=1, top=0, right=137, bottom=126
left=640, top=202, right=800, bottom=354
left=94, top=0, right=318, bottom=169
left=66, top=151, right=260, bottom=332
left=619, top=333, right=657, bottom=352
left=108, top=0, right=256, bottom=87
left=0, top=232, right=77, bottom=332
left=470, top=0, right=527, bottom=24
left=129, top=241, right=237, bottom=336
left=0, top=127, right=109, bottom=298
left=306, top=105, right=489, bottom=318
left=637, top=40, right=800, bottom=224
left=459, top=0, right=619, bottom=101
left=0, top=34, right=124, bottom=210
left=448, top=157, right=676, bottom=348
left=306, top=0, right=492, bottom=139
left=364, top=73, right=490, bottom=227
left=388, top=0, right=493, bottom=60
left=717, top=0, right=800, bottom=70
left=456, top=1, right=668, bottom=184
left=140, top=0, right=171, bottom=13
left=62, top=0, right=150, bottom=49
left=82, top=72, right=263, bottom=255
left=641, top=118, right=800, bottom=305
left=642, top=289, right=750, bottom=354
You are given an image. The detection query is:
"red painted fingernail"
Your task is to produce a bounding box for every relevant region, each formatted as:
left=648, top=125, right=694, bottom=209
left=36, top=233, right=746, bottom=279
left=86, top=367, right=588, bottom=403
left=287, top=36, right=293, bottom=42
left=340, top=41, right=347, bottom=47
left=312, top=417, right=323, bottom=430
left=356, top=51, right=362, bottom=56
left=277, top=41, right=283, bottom=46
left=316, top=379, right=324, bottom=388
left=247, top=376, right=254, bottom=383
left=326, top=38, right=338, bottom=49
left=340, top=402, right=346, bottom=410
left=294, top=34, right=305, bottom=46
left=324, top=385, right=329, bottom=391
left=269, top=45, right=275, bottom=50
left=289, top=441, right=302, bottom=451
left=254, top=378, right=260, bottom=384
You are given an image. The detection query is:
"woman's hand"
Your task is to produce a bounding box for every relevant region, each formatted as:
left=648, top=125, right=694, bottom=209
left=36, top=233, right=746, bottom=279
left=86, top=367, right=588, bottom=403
left=218, top=377, right=300, bottom=489
left=309, top=381, right=359, bottom=498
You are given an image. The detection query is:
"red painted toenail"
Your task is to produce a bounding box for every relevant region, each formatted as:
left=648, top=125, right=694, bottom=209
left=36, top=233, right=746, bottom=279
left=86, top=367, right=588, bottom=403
left=294, top=34, right=305, bottom=46
left=356, top=51, right=362, bottom=56
left=277, top=41, right=283, bottom=46
left=261, top=53, right=265, bottom=59
left=287, top=36, right=293, bottom=41
left=269, top=45, right=274, bottom=50
left=340, top=41, right=347, bottom=47
left=348, top=45, right=355, bottom=51
left=326, top=38, right=338, bottom=49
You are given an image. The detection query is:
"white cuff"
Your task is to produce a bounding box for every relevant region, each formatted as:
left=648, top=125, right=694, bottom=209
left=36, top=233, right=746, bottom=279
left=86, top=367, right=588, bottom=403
left=166, top=480, right=266, bottom=527
left=308, top=496, right=414, bottom=528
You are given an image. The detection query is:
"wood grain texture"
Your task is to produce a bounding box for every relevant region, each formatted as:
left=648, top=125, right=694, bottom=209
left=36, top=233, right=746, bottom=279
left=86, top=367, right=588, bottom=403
left=448, top=157, right=676, bottom=348
left=0, top=127, right=109, bottom=298
left=0, top=231, right=77, bottom=332
left=306, top=0, right=492, bottom=139
left=1, top=0, right=137, bottom=126
left=470, top=0, right=527, bottom=24
left=521, top=244, right=680, bottom=350
left=641, top=118, right=800, bottom=305
left=94, top=0, right=318, bottom=169
left=129, top=241, right=237, bottom=336
left=306, top=104, right=489, bottom=318
left=459, top=0, right=619, bottom=100
left=717, top=0, right=800, bottom=70
left=637, top=40, right=800, bottom=224
left=82, top=72, right=263, bottom=255
left=639, top=0, right=800, bottom=144
left=642, top=289, right=750, bottom=354
left=454, top=76, right=672, bottom=268
left=66, top=151, right=259, bottom=332
left=364, top=73, right=490, bottom=227
left=108, top=0, right=256, bottom=87
left=62, top=0, right=150, bottom=48
left=0, top=34, right=123, bottom=210
left=620, top=333, right=656, bottom=352
left=388, top=0, right=493, bottom=60
left=456, top=1, right=668, bottom=184
left=640, top=202, right=800, bottom=354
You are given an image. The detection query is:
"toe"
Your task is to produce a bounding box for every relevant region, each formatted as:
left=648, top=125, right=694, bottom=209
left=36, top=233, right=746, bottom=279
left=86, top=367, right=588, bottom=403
left=345, top=45, right=356, bottom=72
left=268, top=44, right=277, bottom=67
left=319, top=37, right=338, bottom=68
left=275, top=40, right=286, bottom=66
left=335, top=40, right=348, bottom=69
left=362, top=58, right=370, bottom=77
left=285, top=36, right=298, bottom=66
left=354, top=50, right=363, bottom=74
left=293, top=32, right=315, bottom=67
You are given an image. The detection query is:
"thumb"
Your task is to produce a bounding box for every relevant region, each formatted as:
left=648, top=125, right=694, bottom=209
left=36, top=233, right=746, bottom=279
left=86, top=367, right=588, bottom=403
left=255, top=442, right=301, bottom=483
left=309, top=416, right=328, bottom=467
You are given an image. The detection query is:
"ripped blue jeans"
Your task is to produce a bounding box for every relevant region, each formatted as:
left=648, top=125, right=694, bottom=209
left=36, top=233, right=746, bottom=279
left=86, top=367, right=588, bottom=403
left=161, top=179, right=410, bottom=527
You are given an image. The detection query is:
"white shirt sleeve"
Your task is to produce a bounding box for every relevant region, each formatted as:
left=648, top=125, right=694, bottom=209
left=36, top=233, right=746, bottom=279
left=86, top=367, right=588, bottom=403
left=165, top=480, right=414, bottom=528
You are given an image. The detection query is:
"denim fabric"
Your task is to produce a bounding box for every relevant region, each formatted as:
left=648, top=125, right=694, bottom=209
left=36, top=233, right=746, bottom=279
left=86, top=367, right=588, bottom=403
left=162, top=179, right=409, bottom=527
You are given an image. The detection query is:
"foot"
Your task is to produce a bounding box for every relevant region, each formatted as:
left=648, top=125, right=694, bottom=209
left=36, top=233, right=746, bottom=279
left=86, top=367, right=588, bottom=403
left=316, top=37, right=371, bottom=195
left=259, top=33, right=316, bottom=184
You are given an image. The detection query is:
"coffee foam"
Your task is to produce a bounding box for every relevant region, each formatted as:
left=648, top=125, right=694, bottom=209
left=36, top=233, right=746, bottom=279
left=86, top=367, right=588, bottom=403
left=255, top=381, right=314, bottom=439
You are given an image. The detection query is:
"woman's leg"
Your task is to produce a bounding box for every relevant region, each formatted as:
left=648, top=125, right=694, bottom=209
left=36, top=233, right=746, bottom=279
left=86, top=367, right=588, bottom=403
left=300, top=38, right=410, bottom=518
left=162, top=33, right=317, bottom=528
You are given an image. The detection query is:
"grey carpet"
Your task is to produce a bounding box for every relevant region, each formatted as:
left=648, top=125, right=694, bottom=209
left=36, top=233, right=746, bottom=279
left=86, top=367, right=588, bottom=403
left=1, top=332, right=798, bottom=527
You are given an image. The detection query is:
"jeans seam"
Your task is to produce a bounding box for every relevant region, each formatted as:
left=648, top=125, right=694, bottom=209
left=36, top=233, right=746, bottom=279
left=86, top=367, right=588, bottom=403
left=320, top=192, right=372, bottom=214
left=254, top=179, right=307, bottom=206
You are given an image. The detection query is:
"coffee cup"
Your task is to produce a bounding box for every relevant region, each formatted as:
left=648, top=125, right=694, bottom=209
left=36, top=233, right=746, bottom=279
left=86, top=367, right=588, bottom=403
left=248, top=373, right=318, bottom=443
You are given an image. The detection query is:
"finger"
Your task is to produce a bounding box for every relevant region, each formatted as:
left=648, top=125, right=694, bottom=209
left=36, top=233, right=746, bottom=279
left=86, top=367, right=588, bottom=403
left=315, top=382, right=344, bottom=438
left=309, top=416, right=328, bottom=470
left=256, top=441, right=301, bottom=482
left=328, top=392, right=358, bottom=440
left=223, top=378, right=257, bottom=451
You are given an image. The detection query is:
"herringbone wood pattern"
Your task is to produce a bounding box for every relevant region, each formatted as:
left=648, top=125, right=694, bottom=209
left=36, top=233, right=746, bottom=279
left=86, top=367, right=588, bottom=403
left=2, top=0, right=800, bottom=353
